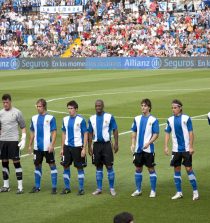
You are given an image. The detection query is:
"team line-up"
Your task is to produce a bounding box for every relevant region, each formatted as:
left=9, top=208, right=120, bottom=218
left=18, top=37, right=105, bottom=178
left=1, top=93, right=209, bottom=200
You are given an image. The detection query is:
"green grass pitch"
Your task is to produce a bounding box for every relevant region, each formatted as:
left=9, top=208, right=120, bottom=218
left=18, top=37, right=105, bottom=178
left=0, top=69, right=210, bottom=223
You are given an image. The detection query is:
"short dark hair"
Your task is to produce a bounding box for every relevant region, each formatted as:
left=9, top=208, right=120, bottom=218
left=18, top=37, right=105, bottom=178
left=172, top=99, right=183, bottom=107
left=113, top=212, right=134, bottom=223
left=67, top=100, right=78, bottom=109
left=95, top=99, right=104, bottom=107
left=2, top=94, right=11, bottom=101
left=36, top=98, right=47, bottom=110
left=141, top=98, right=152, bottom=112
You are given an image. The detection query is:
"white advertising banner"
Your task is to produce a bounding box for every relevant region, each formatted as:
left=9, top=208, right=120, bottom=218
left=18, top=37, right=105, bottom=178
left=40, top=6, right=83, bottom=14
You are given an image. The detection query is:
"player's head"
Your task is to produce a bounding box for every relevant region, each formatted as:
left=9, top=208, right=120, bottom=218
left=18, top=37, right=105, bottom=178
left=36, top=99, right=47, bottom=114
left=2, top=94, right=12, bottom=111
left=67, top=100, right=78, bottom=117
left=141, top=98, right=152, bottom=114
left=95, top=99, right=104, bottom=114
left=171, top=99, right=183, bottom=116
left=113, top=212, right=134, bottom=223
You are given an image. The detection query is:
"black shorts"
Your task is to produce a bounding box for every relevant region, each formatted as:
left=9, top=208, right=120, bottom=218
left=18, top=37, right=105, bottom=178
left=133, top=151, right=156, bottom=168
left=61, top=145, right=87, bottom=169
left=92, top=141, right=114, bottom=167
left=0, top=141, right=20, bottom=161
left=170, top=151, right=192, bottom=167
left=33, top=150, right=55, bottom=165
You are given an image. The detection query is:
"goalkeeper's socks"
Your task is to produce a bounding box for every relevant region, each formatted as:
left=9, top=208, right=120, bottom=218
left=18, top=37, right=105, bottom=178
left=34, top=167, right=42, bottom=189
left=50, top=165, right=58, bottom=189
left=63, top=169, right=71, bottom=189
left=78, top=169, right=85, bottom=190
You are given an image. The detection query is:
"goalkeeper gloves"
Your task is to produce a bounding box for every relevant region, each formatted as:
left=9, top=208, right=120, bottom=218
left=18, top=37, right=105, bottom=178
left=18, top=133, right=26, bottom=150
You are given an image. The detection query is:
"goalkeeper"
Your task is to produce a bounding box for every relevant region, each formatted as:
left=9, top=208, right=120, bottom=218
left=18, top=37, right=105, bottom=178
left=0, top=94, right=26, bottom=194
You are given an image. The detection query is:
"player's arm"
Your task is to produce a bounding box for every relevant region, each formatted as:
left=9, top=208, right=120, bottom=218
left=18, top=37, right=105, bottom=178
left=88, top=132, right=93, bottom=156
left=189, top=131, right=194, bottom=155
left=131, top=132, right=136, bottom=153
left=48, top=130, right=56, bottom=153
left=164, top=132, right=170, bottom=155
left=81, top=132, right=88, bottom=157
left=60, top=131, right=66, bottom=156
left=143, top=133, right=159, bottom=149
left=113, top=128, right=119, bottom=153
left=28, top=131, right=35, bottom=154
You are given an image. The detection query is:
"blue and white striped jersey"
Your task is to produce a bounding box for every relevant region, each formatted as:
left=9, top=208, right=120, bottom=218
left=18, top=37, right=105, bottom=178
left=165, top=114, right=193, bottom=152
left=131, top=115, right=159, bottom=153
left=62, top=115, right=87, bottom=147
left=88, top=112, right=117, bottom=143
left=30, top=113, right=56, bottom=151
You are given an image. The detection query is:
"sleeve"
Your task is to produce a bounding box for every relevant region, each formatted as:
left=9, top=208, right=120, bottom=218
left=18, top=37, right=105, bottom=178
left=165, top=120, right=171, bottom=133
left=17, top=110, right=26, bottom=129
left=152, top=119, right=159, bottom=134
left=61, top=119, right=66, bottom=132
left=187, top=117, right=193, bottom=132
left=208, top=112, right=210, bottom=125
left=110, top=115, right=118, bottom=131
left=50, top=117, right=57, bottom=132
left=131, top=118, right=137, bottom=132
left=87, top=119, right=93, bottom=133
left=30, top=119, right=34, bottom=132
left=81, top=119, right=87, bottom=134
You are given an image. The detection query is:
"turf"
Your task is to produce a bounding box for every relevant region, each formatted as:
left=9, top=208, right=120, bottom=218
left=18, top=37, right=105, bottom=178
left=0, top=69, right=210, bottom=223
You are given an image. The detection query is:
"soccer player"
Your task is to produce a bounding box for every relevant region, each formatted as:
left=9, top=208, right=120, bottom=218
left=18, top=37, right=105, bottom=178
left=88, top=99, right=119, bottom=196
left=164, top=99, right=199, bottom=200
left=130, top=99, right=159, bottom=198
left=0, top=94, right=26, bottom=194
left=29, top=99, right=58, bottom=194
left=60, top=100, right=87, bottom=195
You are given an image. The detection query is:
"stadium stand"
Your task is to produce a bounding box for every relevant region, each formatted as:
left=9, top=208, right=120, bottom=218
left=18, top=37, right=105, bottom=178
left=0, top=0, right=209, bottom=58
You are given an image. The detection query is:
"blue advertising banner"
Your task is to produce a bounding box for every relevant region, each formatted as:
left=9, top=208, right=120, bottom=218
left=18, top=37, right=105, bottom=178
left=0, top=57, right=210, bottom=70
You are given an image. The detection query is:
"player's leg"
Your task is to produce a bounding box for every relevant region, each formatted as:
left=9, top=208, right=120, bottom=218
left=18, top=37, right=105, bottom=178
left=1, top=159, right=10, bottom=192
left=92, top=143, right=103, bottom=195
left=171, top=152, right=183, bottom=199
left=104, top=142, right=116, bottom=196
left=145, top=152, right=157, bottom=198
left=60, top=145, right=71, bottom=194
left=46, top=151, right=58, bottom=194
left=131, top=153, right=143, bottom=197
left=183, top=152, right=199, bottom=200
left=72, top=147, right=87, bottom=195
left=30, top=150, right=43, bottom=193
left=9, top=141, right=23, bottom=194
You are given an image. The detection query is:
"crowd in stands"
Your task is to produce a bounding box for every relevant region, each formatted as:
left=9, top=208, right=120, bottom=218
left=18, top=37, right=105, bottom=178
left=0, top=0, right=210, bottom=58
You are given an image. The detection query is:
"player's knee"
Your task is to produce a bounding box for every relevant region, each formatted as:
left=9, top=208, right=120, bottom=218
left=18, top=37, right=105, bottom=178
left=13, top=162, right=21, bottom=169
left=2, top=161, right=9, bottom=168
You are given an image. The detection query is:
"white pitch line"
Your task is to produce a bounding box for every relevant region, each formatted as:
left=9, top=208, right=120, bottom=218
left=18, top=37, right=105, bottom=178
left=46, top=87, right=210, bottom=103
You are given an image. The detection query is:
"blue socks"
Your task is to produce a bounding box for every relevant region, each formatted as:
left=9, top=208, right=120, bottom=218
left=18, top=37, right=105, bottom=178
left=50, top=165, right=58, bottom=189
left=174, top=171, right=182, bottom=192
left=63, top=168, right=71, bottom=190
left=107, top=168, right=115, bottom=189
left=188, top=170, right=198, bottom=191
left=149, top=170, right=157, bottom=192
left=135, top=170, right=142, bottom=192
left=96, top=169, right=103, bottom=190
left=34, top=167, right=42, bottom=189
left=78, top=169, right=85, bottom=190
